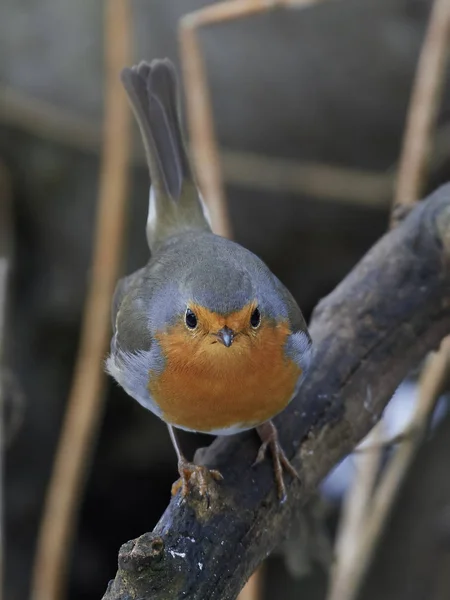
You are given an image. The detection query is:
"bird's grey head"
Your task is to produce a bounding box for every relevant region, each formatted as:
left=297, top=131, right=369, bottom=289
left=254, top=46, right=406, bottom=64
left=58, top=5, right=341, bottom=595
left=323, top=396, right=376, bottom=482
left=183, top=258, right=255, bottom=315
left=147, top=251, right=295, bottom=348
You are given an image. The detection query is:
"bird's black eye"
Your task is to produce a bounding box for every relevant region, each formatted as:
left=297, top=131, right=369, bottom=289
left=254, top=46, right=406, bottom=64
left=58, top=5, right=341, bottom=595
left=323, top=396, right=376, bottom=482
left=250, top=307, right=261, bottom=329
left=185, top=308, right=198, bottom=329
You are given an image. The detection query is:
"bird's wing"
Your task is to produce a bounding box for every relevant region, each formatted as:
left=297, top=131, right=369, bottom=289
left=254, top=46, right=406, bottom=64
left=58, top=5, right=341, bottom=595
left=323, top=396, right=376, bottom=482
left=111, top=267, right=146, bottom=333
left=275, top=277, right=313, bottom=372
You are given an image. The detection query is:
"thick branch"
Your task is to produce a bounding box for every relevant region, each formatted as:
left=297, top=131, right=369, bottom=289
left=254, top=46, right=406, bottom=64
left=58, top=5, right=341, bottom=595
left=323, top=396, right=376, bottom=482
left=103, top=185, right=450, bottom=600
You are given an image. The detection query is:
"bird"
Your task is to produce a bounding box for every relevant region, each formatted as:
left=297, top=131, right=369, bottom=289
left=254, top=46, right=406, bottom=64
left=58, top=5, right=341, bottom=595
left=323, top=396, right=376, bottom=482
left=106, top=58, right=312, bottom=501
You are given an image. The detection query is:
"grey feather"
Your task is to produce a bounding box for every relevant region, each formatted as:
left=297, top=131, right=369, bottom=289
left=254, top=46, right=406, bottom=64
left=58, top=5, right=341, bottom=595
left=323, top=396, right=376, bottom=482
left=121, top=59, right=210, bottom=251
left=111, top=267, right=145, bottom=332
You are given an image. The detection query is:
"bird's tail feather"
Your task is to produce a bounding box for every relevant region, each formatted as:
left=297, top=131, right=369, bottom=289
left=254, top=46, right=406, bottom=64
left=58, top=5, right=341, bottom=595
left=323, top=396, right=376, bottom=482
left=121, top=59, right=210, bottom=250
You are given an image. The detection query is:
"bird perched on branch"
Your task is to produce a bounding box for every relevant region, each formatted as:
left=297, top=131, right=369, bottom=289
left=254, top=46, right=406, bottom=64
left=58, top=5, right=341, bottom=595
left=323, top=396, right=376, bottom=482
left=106, top=58, right=312, bottom=501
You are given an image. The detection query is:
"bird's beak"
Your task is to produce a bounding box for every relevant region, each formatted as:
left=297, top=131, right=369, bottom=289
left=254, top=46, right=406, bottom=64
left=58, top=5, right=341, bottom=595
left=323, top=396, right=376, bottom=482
left=217, top=326, right=234, bottom=347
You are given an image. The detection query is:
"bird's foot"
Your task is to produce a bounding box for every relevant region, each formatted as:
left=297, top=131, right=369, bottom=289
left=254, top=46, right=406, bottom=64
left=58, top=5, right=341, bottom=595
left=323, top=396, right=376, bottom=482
left=254, top=420, right=300, bottom=503
left=171, top=457, right=223, bottom=498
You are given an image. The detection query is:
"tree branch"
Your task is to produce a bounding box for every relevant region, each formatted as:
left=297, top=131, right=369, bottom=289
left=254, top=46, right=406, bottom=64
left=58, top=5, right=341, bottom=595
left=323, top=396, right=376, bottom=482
left=102, top=184, right=450, bottom=600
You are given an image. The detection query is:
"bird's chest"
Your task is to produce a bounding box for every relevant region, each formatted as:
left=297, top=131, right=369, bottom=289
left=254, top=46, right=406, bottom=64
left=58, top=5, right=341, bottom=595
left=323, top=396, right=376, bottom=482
left=148, top=324, right=301, bottom=433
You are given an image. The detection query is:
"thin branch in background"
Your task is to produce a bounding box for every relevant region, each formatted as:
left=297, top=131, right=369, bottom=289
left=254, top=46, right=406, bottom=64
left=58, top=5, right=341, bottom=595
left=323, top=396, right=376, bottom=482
left=327, top=423, right=385, bottom=600
left=29, top=2, right=132, bottom=600
left=6, top=80, right=450, bottom=210
left=327, top=1, right=450, bottom=598
left=0, top=82, right=395, bottom=207
left=331, top=341, right=450, bottom=600
left=0, top=84, right=101, bottom=153
left=368, top=0, right=450, bottom=575
left=178, top=8, right=231, bottom=237
left=391, top=0, right=450, bottom=225
left=178, top=0, right=324, bottom=239
left=222, top=150, right=393, bottom=205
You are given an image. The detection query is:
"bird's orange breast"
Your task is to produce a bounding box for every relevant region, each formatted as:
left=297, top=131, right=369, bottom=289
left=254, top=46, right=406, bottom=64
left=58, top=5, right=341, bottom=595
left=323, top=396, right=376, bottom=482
left=148, top=312, right=301, bottom=433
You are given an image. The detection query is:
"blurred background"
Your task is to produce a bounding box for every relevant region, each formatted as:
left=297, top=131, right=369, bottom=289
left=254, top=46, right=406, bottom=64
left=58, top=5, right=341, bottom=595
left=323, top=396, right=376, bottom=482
left=2, top=0, right=450, bottom=599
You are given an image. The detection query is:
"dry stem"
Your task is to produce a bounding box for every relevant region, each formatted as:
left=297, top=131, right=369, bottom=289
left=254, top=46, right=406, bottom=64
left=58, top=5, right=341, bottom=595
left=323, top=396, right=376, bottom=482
left=30, top=2, right=132, bottom=599
left=392, top=0, right=450, bottom=222
left=327, top=424, right=384, bottom=600
left=6, top=83, right=450, bottom=208
left=327, top=1, right=450, bottom=598
left=0, top=82, right=395, bottom=207
left=178, top=0, right=325, bottom=239
left=332, top=342, right=450, bottom=600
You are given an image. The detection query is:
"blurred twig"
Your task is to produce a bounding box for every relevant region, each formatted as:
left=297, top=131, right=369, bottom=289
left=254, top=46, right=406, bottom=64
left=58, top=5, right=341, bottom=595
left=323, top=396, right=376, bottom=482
left=368, top=0, right=450, bottom=572
left=329, top=344, right=450, bottom=600
left=178, top=6, right=231, bottom=237
left=178, top=0, right=326, bottom=238
left=5, top=81, right=450, bottom=209
left=391, top=0, right=450, bottom=226
left=327, top=423, right=384, bottom=600
left=0, top=82, right=395, bottom=206
left=327, top=1, right=450, bottom=598
left=0, top=84, right=101, bottom=152
left=222, top=151, right=392, bottom=205
left=30, top=2, right=132, bottom=600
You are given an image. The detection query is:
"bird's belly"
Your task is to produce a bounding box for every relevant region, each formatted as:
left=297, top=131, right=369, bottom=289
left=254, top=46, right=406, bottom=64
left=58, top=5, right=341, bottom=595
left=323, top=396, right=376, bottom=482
left=148, top=343, right=302, bottom=434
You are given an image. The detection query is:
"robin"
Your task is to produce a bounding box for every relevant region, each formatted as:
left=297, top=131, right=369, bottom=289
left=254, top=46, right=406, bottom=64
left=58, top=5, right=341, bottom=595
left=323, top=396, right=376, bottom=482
left=106, top=59, right=312, bottom=501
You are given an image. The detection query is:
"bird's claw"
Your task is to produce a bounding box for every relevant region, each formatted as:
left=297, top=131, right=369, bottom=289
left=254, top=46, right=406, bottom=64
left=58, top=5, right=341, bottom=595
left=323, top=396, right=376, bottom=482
left=254, top=421, right=300, bottom=502
left=171, top=458, right=223, bottom=498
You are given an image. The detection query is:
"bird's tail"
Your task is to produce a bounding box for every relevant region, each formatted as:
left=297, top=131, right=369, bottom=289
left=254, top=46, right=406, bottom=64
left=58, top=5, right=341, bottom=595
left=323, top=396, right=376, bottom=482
left=121, top=59, right=210, bottom=251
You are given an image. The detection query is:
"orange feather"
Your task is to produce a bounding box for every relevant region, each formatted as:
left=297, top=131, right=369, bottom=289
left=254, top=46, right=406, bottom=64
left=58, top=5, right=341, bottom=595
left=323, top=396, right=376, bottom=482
left=148, top=303, right=301, bottom=432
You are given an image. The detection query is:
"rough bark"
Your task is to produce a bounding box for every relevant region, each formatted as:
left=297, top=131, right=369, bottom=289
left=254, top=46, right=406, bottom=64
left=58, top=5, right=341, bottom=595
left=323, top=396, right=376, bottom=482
left=102, top=184, right=450, bottom=600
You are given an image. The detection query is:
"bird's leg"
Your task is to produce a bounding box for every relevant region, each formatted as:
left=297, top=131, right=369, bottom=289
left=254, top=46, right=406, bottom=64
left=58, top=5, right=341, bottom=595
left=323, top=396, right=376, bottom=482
left=168, top=425, right=223, bottom=497
left=254, top=420, right=300, bottom=502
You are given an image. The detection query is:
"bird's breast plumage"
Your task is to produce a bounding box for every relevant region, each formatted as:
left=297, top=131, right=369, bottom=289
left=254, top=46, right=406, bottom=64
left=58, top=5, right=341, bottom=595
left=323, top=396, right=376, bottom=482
left=148, top=311, right=302, bottom=434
